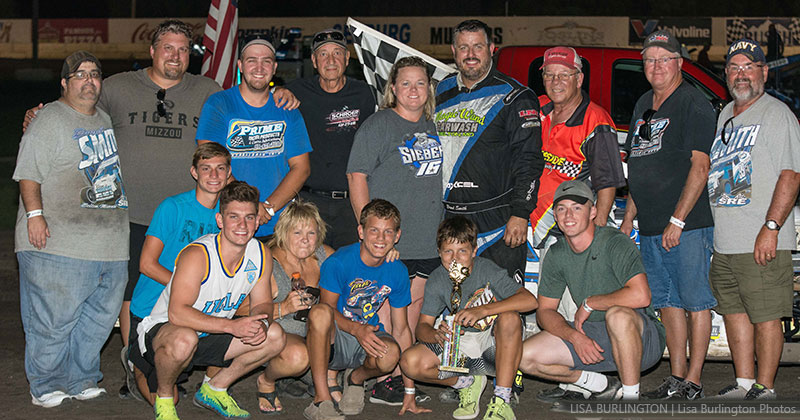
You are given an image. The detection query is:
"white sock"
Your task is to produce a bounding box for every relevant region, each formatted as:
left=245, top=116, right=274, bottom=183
left=573, top=371, right=607, bottom=393
left=207, top=383, right=227, bottom=392
left=156, top=396, right=173, bottom=401
left=622, top=384, right=640, bottom=400
left=453, top=375, right=475, bottom=390
left=736, top=378, right=756, bottom=390
left=203, top=375, right=213, bottom=384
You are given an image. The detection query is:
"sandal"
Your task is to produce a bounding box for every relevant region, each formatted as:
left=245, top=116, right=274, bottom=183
left=257, top=390, right=283, bottom=415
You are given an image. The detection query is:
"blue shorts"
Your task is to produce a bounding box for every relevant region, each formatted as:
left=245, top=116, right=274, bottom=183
left=639, top=227, right=716, bottom=311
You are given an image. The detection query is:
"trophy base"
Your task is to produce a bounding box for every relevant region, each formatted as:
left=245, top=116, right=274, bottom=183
left=439, top=366, right=470, bottom=374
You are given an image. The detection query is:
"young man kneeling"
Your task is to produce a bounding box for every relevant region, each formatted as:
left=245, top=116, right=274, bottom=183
left=400, top=216, right=538, bottom=420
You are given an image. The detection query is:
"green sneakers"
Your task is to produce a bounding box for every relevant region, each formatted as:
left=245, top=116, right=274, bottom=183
left=453, top=375, right=487, bottom=420
left=193, top=383, right=250, bottom=418
left=483, top=396, right=516, bottom=420
left=154, top=397, right=180, bottom=420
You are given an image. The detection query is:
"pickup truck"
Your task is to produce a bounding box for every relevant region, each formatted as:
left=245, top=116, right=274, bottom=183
left=495, top=46, right=730, bottom=145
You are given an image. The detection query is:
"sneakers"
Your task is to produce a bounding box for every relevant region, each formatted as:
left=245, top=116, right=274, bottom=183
left=641, top=375, right=684, bottom=400
left=483, top=396, right=516, bottom=420
left=120, top=346, right=144, bottom=401
left=453, top=375, right=487, bottom=420
left=303, top=400, right=344, bottom=420
left=536, top=386, right=589, bottom=403
left=73, top=387, right=107, bottom=401
left=193, top=382, right=250, bottom=418
left=708, top=383, right=749, bottom=400
left=745, top=383, right=776, bottom=400
left=369, top=376, right=403, bottom=406
left=682, top=381, right=705, bottom=400
left=588, top=376, right=622, bottom=400
left=155, top=397, right=180, bottom=420
left=338, top=368, right=365, bottom=415
left=439, top=387, right=459, bottom=404
left=31, top=390, right=71, bottom=408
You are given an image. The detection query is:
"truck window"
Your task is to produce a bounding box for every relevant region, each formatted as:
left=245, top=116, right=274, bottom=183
left=527, top=57, right=591, bottom=98
left=610, top=60, right=650, bottom=126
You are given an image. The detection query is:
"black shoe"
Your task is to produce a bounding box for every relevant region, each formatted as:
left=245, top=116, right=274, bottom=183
left=682, top=381, right=704, bottom=400
left=439, top=387, right=459, bottom=404
left=642, top=375, right=685, bottom=400
left=415, top=387, right=431, bottom=403
left=588, top=376, right=622, bottom=400
left=369, top=376, right=404, bottom=406
left=118, top=383, right=130, bottom=399
left=536, top=386, right=590, bottom=403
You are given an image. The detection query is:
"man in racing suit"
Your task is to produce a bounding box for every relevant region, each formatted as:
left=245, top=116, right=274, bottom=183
left=436, top=19, right=544, bottom=281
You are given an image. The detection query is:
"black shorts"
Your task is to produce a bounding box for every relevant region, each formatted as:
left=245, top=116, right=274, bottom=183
left=124, top=223, right=148, bottom=301
left=298, top=190, right=358, bottom=250
left=137, top=322, right=234, bottom=392
left=402, top=258, right=441, bottom=279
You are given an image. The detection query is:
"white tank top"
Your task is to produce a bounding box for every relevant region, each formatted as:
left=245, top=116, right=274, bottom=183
left=138, top=233, right=265, bottom=354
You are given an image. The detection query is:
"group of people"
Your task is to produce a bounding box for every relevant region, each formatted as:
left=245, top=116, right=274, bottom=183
left=13, top=16, right=800, bottom=420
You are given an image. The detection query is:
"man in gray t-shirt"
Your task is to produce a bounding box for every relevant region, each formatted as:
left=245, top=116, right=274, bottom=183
left=706, top=39, right=800, bottom=400
left=14, top=51, right=129, bottom=408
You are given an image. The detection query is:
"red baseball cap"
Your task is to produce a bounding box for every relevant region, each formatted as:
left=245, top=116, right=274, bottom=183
left=539, top=46, right=582, bottom=70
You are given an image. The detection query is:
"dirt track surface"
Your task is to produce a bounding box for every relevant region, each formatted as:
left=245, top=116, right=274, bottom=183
left=0, top=230, right=798, bottom=419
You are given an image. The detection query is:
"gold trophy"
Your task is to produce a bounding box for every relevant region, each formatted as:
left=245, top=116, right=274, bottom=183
left=439, top=260, right=470, bottom=375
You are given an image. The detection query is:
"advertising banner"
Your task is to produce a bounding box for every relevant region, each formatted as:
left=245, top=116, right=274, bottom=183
left=629, top=17, right=712, bottom=45
left=38, top=19, right=108, bottom=43
left=726, top=17, right=800, bottom=46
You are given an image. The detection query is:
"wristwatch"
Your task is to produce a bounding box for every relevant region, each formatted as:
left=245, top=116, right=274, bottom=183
left=765, top=220, right=781, bottom=231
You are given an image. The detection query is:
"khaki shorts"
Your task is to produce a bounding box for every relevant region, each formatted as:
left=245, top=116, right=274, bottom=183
left=709, top=251, right=793, bottom=324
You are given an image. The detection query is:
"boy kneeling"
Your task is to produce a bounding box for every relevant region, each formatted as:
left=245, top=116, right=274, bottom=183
left=400, top=217, right=538, bottom=420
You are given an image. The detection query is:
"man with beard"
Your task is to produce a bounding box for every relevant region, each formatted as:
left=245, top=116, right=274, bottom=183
left=435, top=19, right=544, bottom=281
left=706, top=39, right=800, bottom=400
left=621, top=30, right=716, bottom=400
left=198, top=36, right=312, bottom=240
left=14, top=51, right=129, bottom=407
left=288, top=29, right=376, bottom=249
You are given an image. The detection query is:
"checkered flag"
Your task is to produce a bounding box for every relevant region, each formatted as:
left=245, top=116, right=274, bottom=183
left=559, top=161, right=582, bottom=178
left=347, top=17, right=456, bottom=106
left=789, top=18, right=800, bottom=45
left=727, top=18, right=748, bottom=43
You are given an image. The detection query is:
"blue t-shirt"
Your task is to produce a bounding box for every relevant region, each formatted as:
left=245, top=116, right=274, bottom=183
left=130, top=190, right=220, bottom=318
left=319, top=243, right=411, bottom=332
left=196, top=87, right=312, bottom=236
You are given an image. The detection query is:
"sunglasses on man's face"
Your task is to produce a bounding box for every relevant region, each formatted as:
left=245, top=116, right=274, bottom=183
left=313, top=31, right=345, bottom=45
left=638, top=109, right=657, bottom=141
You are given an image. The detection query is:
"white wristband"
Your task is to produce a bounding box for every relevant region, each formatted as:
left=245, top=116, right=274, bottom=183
left=669, top=216, right=685, bottom=229
left=264, top=200, right=275, bottom=217
left=26, top=209, right=43, bottom=219
left=404, top=387, right=416, bottom=395
left=582, top=298, right=594, bottom=313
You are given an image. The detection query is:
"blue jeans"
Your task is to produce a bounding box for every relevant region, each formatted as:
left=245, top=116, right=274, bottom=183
left=639, top=227, right=717, bottom=311
left=18, top=251, right=127, bottom=397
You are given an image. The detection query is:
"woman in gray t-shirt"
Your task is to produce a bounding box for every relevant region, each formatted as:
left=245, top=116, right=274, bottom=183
left=346, top=57, right=445, bottom=397
left=236, top=200, right=334, bottom=413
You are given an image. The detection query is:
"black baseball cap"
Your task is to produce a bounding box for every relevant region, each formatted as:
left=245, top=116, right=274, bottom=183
left=553, top=180, right=594, bottom=206
left=641, top=30, right=681, bottom=54
left=61, top=50, right=101, bottom=79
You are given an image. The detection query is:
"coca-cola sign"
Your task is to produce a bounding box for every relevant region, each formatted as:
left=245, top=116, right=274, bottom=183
left=130, top=21, right=205, bottom=44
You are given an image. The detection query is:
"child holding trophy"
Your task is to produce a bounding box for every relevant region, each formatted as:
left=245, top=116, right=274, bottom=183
left=400, top=216, right=538, bottom=420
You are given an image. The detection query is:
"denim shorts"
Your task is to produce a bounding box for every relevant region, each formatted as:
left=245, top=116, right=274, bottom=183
left=639, top=227, right=717, bottom=311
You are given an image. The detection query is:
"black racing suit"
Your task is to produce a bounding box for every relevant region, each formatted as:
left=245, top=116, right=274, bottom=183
left=435, top=66, right=544, bottom=279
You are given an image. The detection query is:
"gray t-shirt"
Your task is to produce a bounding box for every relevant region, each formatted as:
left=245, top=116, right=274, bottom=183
left=421, top=256, right=522, bottom=333
left=346, top=109, right=443, bottom=259
left=709, top=93, right=800, bottom=253
left=99, top=69, right=222, bottom=225
left=14, top=100, right=129, bottom=261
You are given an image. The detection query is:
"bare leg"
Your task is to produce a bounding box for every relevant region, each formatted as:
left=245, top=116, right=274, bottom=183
left=400, top=344, right=458, bottom=387
left=605, top=307, right=644, bottom=386
left=659, top=307, right=688, bottom=379
left=152, top=325, right=199, bottom=397
left=258, top=333, right=309, bottom=412
left=494, top=311, right=522, bottom=388
left=754, top=319, right=783, bottom=388
left=209, top=322, right=286, bottom=389
left=350, top=337, right=401, bottom=384
left=308, top=304, right=336, bottom=403
left=519, top=330, right=579, bottom=383
left=723, top=313, right=755, bottom=380
left=685, top=310, right=711, bottom=385
left=119, top=301, right=131, bottom=347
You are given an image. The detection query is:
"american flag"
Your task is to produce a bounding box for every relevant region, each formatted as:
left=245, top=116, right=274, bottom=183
left=202, top=0, right=239, bottom=89
left=347, top=18, right=455, bottom=106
